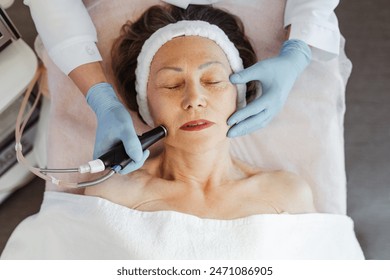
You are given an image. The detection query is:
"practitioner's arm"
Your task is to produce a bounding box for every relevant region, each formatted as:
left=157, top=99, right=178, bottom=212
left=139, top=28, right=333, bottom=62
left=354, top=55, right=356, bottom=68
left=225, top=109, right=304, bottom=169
left=228, top=0, right=340, bottom=137
left=68, top=62, right=106, bottom=95
left=24, top=0, right=147, bottom=173
left=284, top=0, right=341, bottom=60
left=24, top=0, right=102, bottom=75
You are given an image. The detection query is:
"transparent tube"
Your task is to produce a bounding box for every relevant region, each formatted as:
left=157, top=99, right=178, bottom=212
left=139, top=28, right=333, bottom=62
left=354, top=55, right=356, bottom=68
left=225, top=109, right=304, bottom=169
left=14, top=66, right=78, bottom=188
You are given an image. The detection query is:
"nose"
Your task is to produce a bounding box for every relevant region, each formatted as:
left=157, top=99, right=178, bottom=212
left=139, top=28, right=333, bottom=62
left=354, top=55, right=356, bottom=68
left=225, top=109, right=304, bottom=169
left=181, top=82, right=207, bottom=110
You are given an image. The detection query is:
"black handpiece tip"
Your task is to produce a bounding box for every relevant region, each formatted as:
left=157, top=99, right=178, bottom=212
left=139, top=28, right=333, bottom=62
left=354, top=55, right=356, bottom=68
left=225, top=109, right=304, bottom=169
left=160, top=125, right=168, bottom=137
left=98, top=125, right=167, bottom=169
left=139, top=125, right=167, bottom=150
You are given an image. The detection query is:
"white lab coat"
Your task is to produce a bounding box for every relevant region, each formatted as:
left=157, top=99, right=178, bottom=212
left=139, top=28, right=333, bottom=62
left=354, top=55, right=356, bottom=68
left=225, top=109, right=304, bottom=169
left=24, top=0, right=340, bottom=75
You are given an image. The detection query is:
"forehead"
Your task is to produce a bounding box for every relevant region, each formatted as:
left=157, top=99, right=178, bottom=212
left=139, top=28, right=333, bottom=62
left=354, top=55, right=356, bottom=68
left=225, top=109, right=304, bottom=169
left=151, top=36, right=230, bottom=68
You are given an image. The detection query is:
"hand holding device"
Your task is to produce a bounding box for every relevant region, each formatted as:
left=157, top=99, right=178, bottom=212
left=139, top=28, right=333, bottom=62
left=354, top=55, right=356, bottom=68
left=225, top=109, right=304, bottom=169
left=86, top=82, right=146, bottom=174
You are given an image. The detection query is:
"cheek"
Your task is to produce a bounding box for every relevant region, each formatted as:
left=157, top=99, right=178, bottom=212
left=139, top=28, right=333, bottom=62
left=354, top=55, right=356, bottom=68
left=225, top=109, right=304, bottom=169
left=148, top=93, right=178, bottom=128
left=216, top=87, right=238, bottom=116
left=147, top=83, right=164, bottom=118
left=147, top=88, right=163, bottom=122
left=148, top=97, right=164, bottom=123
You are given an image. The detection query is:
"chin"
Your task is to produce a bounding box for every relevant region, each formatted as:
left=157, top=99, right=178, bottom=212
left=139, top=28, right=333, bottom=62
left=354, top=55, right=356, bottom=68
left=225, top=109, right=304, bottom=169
left=166, top=128, right=229, bottom=153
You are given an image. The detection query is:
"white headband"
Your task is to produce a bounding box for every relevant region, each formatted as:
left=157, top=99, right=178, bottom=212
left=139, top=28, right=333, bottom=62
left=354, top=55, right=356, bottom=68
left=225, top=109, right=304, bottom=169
left=135, top=20, right=247, bottom=127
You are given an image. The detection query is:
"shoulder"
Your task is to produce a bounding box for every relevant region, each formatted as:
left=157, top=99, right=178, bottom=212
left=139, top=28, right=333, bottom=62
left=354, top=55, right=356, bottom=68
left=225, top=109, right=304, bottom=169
left=83, top=169, right=151, bottom=206
left=264, top=170, right=317, bottom=214
left=83, top=155, right=163, bottom=205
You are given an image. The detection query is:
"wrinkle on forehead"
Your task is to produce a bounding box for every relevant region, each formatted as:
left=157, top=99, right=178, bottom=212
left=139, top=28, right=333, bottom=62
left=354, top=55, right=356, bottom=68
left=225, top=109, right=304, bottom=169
left=151, top=36, right=231, bottom=73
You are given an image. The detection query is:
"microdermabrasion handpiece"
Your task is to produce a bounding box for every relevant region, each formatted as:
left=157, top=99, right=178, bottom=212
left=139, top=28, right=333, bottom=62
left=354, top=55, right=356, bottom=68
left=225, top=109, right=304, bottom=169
left=98, top=125, right=167, bottom=170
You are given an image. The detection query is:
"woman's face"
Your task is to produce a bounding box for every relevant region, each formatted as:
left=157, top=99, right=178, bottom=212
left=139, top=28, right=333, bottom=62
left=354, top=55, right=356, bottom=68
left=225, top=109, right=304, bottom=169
left=147, top=36, right=237, bottom=153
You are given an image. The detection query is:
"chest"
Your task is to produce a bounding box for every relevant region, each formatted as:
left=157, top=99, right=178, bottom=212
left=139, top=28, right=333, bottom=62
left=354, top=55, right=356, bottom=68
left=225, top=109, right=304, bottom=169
left=131, top=180, right=282, bottom=219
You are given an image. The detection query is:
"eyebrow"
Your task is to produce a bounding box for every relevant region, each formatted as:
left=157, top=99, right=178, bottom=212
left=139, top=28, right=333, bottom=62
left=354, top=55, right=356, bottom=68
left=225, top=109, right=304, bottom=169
left=157, top=61, right=224, bottom=73
left=157, top=66, right=183, bottom=73
left=198, top=61, right=224, bottom=70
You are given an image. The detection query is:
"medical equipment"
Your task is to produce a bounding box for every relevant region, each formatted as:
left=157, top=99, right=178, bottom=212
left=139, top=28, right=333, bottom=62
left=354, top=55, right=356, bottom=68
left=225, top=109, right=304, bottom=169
left=37, top=125, right=167, bottom=188
left=0, top=6, right=19, bottom=51
left=0, top=5, right=38, bottom=203
left=14, top=67, right=167, bottom=188
left=98, top=125, right=166, bottom=170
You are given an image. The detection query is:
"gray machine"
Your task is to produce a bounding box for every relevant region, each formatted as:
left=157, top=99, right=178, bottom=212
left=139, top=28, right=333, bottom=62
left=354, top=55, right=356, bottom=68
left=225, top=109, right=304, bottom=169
left=0, top=5, right=38, bottom=202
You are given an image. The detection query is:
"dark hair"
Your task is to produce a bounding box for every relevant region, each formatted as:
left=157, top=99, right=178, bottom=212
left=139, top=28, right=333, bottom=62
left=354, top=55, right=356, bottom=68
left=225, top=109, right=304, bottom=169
left=111, top=4, right=257, bottom=114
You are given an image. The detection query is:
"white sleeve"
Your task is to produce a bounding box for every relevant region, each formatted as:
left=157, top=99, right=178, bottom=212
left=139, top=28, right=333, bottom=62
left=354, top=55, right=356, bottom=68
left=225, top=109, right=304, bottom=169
left=284, top=0, right=340, bottom=60
left=24, top=0, right=102, bottom=75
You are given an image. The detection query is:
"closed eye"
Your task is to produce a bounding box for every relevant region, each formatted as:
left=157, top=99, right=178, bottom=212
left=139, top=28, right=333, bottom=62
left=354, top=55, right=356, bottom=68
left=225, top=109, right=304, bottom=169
left=203, top=80, right=227, bottom=89
left=164, top=84, right=181, bottom=90
left=204, top=81, right=222, bottom=85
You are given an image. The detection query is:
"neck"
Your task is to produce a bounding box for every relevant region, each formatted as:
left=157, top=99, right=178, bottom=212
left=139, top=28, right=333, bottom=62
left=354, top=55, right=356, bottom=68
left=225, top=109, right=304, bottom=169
left=158, top=139, right=239, bottom=189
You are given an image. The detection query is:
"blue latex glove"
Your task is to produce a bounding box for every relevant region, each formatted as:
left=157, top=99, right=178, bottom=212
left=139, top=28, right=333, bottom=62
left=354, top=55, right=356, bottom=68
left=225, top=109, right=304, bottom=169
left=227, top=39, right=312, bottom=137
left=86, top=83, right=148, bottom=174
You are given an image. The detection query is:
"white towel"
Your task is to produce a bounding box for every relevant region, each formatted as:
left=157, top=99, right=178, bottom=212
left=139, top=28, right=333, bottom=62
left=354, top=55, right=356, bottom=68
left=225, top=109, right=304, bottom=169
left=1, top=192, right=364, bottom=260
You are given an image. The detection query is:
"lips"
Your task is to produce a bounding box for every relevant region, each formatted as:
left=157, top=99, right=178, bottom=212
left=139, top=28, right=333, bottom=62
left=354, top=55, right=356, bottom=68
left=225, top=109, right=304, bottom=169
left=180, top=119, right=215, bottom=131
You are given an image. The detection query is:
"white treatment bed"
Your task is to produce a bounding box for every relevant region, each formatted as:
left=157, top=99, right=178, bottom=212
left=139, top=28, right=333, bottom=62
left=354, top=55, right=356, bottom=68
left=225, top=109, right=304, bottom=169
left=1, top=0, right=364, bottom=259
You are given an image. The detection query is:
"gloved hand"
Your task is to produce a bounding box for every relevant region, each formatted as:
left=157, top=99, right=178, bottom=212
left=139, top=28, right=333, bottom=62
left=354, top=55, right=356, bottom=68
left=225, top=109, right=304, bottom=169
left=227, top=39, right=312, bottom=137
left=86, top=83, right=148, bottom=174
